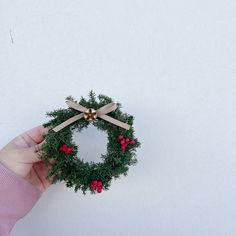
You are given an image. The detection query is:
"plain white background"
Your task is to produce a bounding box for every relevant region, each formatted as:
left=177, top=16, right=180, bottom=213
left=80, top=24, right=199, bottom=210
left=0, top=0, right=236, bottom=235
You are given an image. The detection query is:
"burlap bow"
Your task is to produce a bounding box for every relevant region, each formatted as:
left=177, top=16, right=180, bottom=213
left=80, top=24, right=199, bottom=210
left=52, top=100, right=131, bottom=132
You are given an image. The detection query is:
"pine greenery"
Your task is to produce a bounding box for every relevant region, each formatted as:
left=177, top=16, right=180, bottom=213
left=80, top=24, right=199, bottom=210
left=39, top=91, right=141, bottom=194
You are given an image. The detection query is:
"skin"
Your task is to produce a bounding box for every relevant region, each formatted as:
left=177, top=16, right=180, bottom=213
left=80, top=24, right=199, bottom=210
left=0, top=125, right=53, bottom=192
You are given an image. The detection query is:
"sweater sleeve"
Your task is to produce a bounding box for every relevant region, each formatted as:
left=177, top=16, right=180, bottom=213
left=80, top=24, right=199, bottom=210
left=0, top=162, right=42, bottom=236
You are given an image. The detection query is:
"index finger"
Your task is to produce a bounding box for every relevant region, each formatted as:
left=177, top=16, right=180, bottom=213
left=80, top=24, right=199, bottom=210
left=24, top=125, right=48, bottom=144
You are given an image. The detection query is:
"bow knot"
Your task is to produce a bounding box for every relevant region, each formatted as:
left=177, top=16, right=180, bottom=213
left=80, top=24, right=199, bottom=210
left=84, top=108, right=97, bottom=121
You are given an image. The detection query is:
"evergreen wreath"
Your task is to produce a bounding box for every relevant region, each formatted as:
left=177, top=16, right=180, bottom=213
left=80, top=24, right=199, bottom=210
left=39, top=91, right=141, bottom=194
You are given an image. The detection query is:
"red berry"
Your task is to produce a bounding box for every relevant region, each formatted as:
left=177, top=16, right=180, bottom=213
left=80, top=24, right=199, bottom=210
left=97, top=187, right=102, bottom=193
left=67, top=147, right=72, bottom=152
left=60, top=144, right=74, bottom=154
left=130, top=140, right=135, bottom=145
left=90, top=184, right=95, bottom=190
left=59, top=144, right=67, bottom=151
left=118, top=135, right=123, bottom=140
left=120, top=140, right=125, bottom=145
left=97, top=181, right=102, bottom=187
left=121, top=146, right=126, bottom=151
left=92, top=180, right=98, bottom=186
left=65, top=147, right=73, bottom=154
left=122, top=143, right=127, bottom=147
left=125, top=138, right=130, bottom=143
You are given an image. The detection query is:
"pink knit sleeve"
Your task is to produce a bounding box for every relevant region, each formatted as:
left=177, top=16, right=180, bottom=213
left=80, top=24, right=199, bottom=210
left=0, top=162, right=42, bottom=236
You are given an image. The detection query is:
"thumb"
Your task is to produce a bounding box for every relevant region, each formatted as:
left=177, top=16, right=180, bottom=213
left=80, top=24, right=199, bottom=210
left=19, top=141, right=45, bottom=163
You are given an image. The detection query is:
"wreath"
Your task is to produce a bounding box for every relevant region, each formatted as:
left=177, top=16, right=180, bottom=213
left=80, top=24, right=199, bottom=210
left=39, top=91, right=141, bottom=194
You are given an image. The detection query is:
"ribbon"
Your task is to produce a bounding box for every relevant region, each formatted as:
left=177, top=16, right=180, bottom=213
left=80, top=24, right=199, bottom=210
left=52, top=100, right=131, bottom=132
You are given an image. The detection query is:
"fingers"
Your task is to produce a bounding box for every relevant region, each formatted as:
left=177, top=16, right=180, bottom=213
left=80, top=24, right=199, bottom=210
left=22, top=125, right=48, bottom=145
left=19, top=141, right=45, bottom=163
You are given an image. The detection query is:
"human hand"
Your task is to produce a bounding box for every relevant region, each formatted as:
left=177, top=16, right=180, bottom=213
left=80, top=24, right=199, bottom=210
left=0, top=125, right=52, bottom=192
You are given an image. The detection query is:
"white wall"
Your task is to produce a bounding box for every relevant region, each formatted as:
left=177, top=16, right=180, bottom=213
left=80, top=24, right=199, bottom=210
left=0, top=1, right=236, bottom=235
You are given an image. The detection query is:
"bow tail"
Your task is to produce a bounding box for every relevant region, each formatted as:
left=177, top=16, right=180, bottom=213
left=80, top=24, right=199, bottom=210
left=100, top=115, right=130, bottom=130
left=52, top=113, right=84, bottom=132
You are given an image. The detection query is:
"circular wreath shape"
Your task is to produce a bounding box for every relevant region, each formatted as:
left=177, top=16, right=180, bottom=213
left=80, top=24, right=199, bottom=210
left=39, top=91, right=140, bottom=194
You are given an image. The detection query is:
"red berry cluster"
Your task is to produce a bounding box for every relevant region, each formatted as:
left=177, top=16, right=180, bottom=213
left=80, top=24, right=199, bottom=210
left=90, top=180, right=103, bottom=193
left=118, top=135, right=135, bottom=151
left=59, top=144, right=74, bottom=155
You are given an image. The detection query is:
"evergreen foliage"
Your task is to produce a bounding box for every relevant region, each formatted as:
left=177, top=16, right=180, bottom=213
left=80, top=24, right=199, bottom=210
left=39, top=91, right=141, bottom=194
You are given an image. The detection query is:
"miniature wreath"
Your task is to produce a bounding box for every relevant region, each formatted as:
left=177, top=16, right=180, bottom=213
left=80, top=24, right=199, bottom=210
left=39, top=91, right=140, bottom=194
